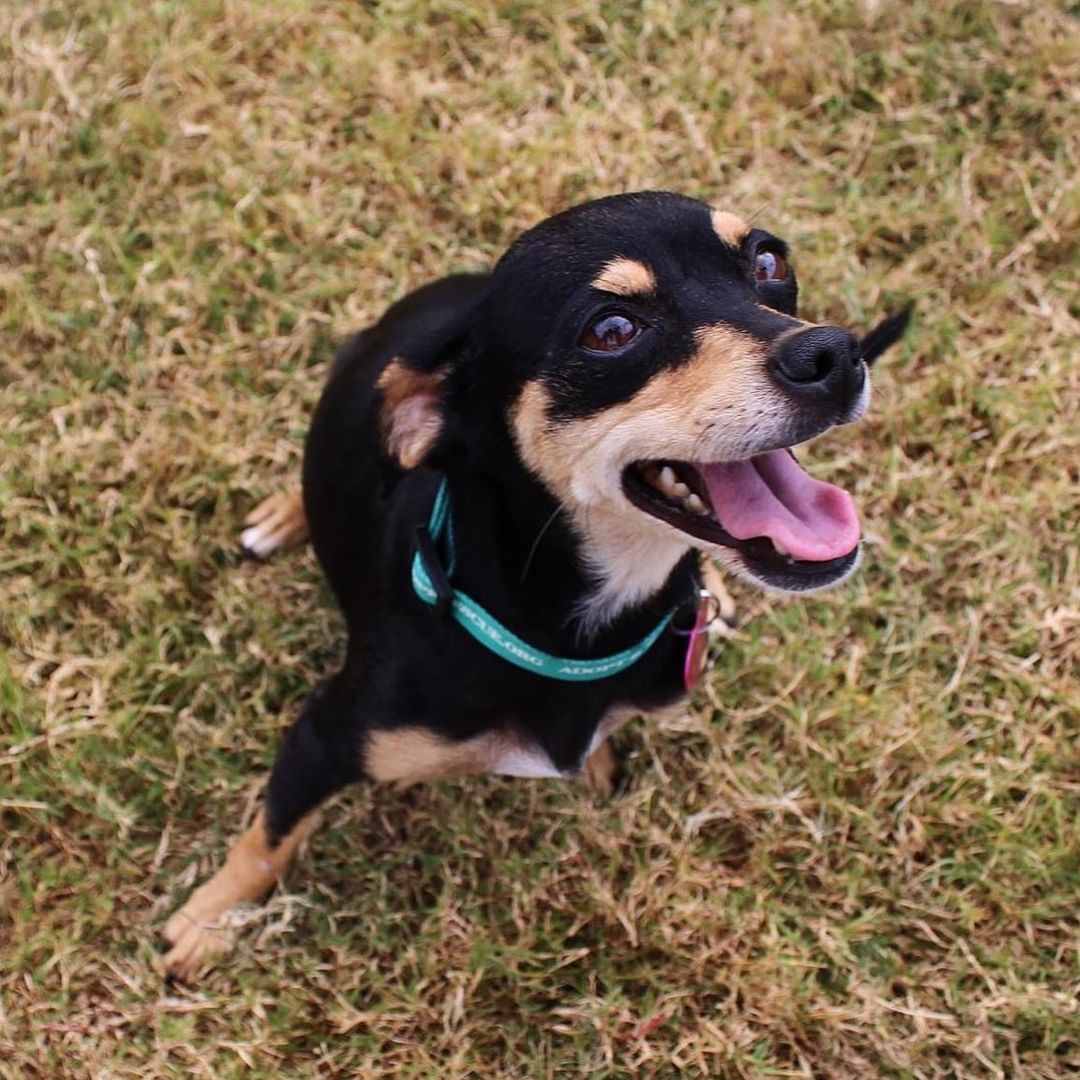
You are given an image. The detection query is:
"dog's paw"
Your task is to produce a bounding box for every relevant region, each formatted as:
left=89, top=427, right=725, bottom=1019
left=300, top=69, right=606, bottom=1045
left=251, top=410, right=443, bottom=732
left=700, top=557, right=738, bottom=629
left=580, top=740, right=623, bottom=798
left=158, top=904, right=234, bottom=983
left=240, top=488, right=308, bottom=559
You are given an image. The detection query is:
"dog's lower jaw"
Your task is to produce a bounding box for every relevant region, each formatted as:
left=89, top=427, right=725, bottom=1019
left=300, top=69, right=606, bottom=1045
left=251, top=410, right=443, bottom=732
left=726, top=541, right=862, bottom=596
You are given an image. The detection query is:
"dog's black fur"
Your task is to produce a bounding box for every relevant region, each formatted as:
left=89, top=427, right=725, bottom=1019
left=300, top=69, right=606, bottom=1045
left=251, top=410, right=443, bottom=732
left=163, top=191, right=908, bottom=979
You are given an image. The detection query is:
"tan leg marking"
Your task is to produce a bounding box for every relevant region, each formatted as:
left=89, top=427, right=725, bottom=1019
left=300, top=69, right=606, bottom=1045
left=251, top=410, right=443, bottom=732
left=240, top=487, right=308, bottom=558
left=161, top=808, right=319, bottom=982
left=364, top=727, right=499, bottom=786
left=580, top=739, right=619, bottom=797
left=578, top=706, right=639, bottom=796
left=699, top=555, right=737, bottom=627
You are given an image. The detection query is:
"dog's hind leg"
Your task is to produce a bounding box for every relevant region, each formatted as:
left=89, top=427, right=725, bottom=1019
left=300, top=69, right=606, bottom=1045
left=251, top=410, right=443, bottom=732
left=161, top=678, right=359, bottom=982
left=240, top=487, right=308, bottom=558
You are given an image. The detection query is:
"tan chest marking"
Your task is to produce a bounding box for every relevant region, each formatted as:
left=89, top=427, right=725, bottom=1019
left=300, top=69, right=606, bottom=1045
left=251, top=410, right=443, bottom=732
left=363, top=726, right=566, bottom=785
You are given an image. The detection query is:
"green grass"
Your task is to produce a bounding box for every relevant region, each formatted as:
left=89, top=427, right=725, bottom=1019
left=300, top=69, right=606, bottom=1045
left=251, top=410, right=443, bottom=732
left=1, top=0, right=1078, bottom=1075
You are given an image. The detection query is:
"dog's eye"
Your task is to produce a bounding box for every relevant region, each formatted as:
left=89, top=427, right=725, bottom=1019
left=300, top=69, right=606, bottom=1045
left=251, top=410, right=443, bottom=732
left=580, top=313, right=641, bottom=353
left=755, top=250, right=789, bottom=282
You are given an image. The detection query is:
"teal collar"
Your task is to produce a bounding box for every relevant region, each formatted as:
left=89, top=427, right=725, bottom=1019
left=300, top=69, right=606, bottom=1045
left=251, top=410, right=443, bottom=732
left=411, top=478, right=676, bottom=682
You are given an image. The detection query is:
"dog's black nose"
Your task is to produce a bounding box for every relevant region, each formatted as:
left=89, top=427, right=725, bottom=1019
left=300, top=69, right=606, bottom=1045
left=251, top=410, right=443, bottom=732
left=771, top=326, right=862, bottom=401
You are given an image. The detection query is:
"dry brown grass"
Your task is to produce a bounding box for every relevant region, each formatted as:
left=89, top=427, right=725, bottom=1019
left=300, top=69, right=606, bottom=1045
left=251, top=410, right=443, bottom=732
left=1, top=1, right=1078, bottom=1076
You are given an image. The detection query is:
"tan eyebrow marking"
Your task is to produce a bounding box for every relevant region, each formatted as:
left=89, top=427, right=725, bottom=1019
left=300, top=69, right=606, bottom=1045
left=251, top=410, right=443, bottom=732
left=711, top=209, right=751, bottom=248
left=590, top=257, right=657, bottom=297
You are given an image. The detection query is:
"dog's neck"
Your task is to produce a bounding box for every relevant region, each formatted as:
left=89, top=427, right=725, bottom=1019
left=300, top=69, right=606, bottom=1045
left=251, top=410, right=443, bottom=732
left=442, top=464, right=695, bottom=649
left=573, top=510, right=692, bottom=638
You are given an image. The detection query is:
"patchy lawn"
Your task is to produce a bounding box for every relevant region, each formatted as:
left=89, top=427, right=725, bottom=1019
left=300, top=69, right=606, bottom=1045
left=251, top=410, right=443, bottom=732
left=1, top=1, right=1077, bottom=1076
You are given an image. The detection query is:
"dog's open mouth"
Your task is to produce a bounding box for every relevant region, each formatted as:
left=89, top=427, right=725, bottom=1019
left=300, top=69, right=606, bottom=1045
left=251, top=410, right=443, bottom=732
left=622, top=449, right=860, bottom=589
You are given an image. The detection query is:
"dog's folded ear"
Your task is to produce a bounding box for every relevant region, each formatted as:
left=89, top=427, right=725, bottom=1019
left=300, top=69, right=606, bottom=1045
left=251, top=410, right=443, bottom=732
left=378, top=359, right=448, bottom=470
left=374, top=274, right=489, bottom=469
left=858, top=306, right=912, bottom=366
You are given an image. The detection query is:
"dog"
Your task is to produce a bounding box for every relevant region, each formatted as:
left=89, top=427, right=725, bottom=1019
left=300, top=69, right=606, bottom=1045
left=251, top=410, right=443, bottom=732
left=161, top=191, right=908, bottom=980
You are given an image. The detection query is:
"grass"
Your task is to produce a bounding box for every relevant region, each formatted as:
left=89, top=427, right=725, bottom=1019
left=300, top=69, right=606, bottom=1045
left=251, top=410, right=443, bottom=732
left=1, top=0, right=1077, bottom=1075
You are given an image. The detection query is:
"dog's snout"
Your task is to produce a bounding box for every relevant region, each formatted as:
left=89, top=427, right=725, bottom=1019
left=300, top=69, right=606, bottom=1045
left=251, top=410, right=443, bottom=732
left=771, top=326, right=862, bottom=404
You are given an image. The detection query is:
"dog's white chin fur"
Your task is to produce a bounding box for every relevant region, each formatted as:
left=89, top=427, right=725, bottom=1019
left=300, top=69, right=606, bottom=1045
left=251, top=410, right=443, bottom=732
left=574, top=517, right=690, bottom=638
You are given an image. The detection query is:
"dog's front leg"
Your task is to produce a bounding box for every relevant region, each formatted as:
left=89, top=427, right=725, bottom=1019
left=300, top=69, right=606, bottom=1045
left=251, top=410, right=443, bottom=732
left=580, top=739, right=621, bottom=797
left=240, top=487, right=308, bottom=559
left=699, top=555, right=737, bottom=628
left=161, top=677, right=359, bottom=982
left=160, top=806, right=321, bottom=982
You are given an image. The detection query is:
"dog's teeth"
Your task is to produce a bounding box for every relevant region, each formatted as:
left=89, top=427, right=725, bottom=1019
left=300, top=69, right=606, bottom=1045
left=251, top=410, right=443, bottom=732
left=672, top=481, right=690, bottom=499
left=686, top=493, right=706, bottom=515
left=658, top=466, right=677, bottom=494
left=772, top=539, right=788, bottom=556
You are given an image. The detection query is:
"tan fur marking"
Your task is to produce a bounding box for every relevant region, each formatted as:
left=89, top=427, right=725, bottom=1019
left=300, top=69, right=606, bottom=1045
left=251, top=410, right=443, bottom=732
left=591, top=257, right=657, bottom=297
left=364, top=727, right=495, bottom=785
left=241, top=487, right=308, bottom=557
left=711, top=210, right=750, bottom=249
left=512, top=325, right=774, bottom=508
left=511, top=325, right=788, bottom=627
left=161, top=808, right=320, bottom=982
left=377, top=357, right=444, bottom=469
left=581, top=739, right=619, bottom=797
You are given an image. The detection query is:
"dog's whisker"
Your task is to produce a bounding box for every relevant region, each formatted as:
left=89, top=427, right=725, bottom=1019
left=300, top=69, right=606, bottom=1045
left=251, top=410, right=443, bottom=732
left=519, top=504, right=564, bottom=585
left=689, top=420, right=718, bottom=464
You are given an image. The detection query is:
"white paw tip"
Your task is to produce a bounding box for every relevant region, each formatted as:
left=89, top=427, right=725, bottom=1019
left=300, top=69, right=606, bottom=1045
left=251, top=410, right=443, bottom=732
left=240, top=526, right=274, bottom=556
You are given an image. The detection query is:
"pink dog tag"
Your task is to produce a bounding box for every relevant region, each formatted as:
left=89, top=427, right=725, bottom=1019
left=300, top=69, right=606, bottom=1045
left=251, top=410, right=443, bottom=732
left=683, top=590, right=718, bottom=692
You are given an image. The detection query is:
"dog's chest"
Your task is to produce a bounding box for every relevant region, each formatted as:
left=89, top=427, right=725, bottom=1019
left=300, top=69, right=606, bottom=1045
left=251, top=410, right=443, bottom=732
left=490, top=703, right=641, bottom=779
left=488, top=742, right=569, bottom=779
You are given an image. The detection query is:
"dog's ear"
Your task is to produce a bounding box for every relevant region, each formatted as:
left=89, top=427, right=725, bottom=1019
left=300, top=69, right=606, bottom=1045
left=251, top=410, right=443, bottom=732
left=375, top=273, right=488, bottom=469
left=859, top=305, right=912, bottom=366
left=378, top=359, right=447, bottom=469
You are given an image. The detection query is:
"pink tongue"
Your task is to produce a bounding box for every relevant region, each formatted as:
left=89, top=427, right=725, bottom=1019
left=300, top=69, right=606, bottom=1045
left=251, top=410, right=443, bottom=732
left=700, top=450, right=859, bottom=562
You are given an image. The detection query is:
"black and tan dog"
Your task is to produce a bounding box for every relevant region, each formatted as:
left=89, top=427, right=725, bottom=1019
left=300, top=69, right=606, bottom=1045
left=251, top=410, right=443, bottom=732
left=162, top=191, right=907, bottom=979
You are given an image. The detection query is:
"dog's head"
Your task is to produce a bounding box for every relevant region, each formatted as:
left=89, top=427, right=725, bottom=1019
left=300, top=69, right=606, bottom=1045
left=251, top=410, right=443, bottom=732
left=466, top=192, right=909, bottom=602
left=390, top=191, right=908, bottom=615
